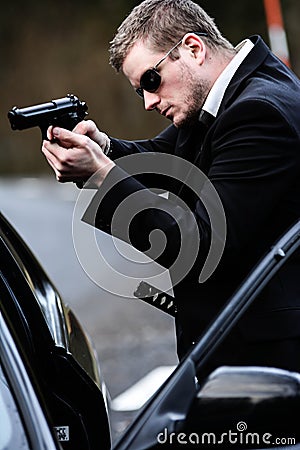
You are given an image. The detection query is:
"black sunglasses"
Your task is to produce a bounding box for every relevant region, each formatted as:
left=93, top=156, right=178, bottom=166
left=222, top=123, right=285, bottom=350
left=136, top=32, right=208, bottom=98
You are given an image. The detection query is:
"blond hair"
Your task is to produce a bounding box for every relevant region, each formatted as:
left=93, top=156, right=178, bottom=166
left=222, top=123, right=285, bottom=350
left=109, top=0, right=234, bottom=72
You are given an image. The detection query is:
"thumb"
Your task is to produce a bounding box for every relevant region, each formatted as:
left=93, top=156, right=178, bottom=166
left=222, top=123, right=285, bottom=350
left=73, top=119, right=98, bottom=137
left=72, top=120, right=91, bottom=135
left=74, top=120, right=109, bottom=149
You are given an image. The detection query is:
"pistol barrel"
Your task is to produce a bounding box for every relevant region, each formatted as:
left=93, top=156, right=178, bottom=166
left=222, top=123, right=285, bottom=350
left=8, top=94, right=88, bottom=131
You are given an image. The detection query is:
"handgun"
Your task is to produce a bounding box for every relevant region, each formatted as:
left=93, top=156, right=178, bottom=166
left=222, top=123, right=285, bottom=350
left=8, top=94, right=88, bottom=140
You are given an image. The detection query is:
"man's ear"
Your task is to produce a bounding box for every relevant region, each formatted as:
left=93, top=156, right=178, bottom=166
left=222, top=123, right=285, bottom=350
left=182, top=33, right=206, bottom=64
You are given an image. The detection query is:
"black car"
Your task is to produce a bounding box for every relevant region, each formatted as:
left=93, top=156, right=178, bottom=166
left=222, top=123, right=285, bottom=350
left=1, top=210, right=300, bottom=450
left=0, top=211, right=111, bottom=450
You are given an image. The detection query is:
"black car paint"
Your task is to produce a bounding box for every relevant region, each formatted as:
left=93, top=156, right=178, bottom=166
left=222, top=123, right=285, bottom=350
left=0, top=212, right=111, bottom=450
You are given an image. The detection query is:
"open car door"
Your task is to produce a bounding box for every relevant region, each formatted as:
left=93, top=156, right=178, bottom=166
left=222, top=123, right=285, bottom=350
left=113, top=220, right=300, bottom=450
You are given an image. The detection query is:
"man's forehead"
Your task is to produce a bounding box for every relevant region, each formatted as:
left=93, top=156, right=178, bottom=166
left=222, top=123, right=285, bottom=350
left=122, top=40, right=162, bottom=79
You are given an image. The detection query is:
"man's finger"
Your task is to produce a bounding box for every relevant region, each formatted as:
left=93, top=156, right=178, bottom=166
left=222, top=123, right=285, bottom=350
left=47, top=125, right=54, bottom=141
left=52, top=127, right=89, bottom=148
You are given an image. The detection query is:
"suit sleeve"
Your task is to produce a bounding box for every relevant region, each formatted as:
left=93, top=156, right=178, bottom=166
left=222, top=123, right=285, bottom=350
left=108, top=124, right=178, bottom=158
left=83, top=123, right=211, bottom=272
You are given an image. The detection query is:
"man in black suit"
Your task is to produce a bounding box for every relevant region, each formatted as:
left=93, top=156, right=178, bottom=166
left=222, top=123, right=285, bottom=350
left=42, top=0, right=300, bottom=372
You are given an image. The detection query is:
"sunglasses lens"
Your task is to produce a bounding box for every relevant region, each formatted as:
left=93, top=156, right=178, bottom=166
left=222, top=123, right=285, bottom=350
left=140, top=69, right=161, bottom=94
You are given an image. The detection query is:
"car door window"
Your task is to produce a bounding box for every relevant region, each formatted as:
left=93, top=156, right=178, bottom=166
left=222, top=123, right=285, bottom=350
left=0, top=363, right=30, bottom=450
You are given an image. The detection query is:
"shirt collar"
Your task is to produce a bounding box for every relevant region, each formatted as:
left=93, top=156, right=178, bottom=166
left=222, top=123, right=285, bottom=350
left=200, top=39, right=254, bottom=122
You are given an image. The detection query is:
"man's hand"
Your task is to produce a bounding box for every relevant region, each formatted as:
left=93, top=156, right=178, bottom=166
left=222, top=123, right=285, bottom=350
left=42, top=120, right=115, bottom=186
left=72, top=120, right=111, bottom=151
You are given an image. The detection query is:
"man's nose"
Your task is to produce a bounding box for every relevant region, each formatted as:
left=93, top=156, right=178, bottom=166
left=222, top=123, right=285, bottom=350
left=143, top=91, right=160, bottom=111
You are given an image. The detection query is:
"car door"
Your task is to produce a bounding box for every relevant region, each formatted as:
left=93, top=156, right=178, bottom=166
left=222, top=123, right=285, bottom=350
left=0, top=312, right=62, bottom=450
left=113, top=220, right=300, bottom=450
left=0, top=212, right=111, bottom=450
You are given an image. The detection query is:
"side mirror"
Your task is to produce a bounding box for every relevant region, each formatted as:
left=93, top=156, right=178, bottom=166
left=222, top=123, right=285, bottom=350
left=181, top=366, right=300, bottom=446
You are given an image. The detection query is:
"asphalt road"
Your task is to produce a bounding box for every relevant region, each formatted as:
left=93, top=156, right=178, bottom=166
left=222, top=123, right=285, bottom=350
left=0, top=176, right=178, bottom=440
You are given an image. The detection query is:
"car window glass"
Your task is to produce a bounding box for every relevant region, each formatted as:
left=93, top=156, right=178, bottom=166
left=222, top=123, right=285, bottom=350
left=0, top=364, right=30, bottom=450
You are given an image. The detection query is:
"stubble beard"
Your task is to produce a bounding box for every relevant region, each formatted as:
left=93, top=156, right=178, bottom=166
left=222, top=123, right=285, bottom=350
left=175, top=73, right=210, bottom=128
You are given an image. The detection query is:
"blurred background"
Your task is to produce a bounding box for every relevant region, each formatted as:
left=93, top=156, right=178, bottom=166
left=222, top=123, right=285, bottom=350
left=1, top=0, right=300, bottom=174
left=1, top=0, right=300, bottom=440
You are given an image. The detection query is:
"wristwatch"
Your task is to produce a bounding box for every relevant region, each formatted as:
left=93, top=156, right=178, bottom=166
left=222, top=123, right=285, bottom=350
left=102, top=133, right=112, bottom=157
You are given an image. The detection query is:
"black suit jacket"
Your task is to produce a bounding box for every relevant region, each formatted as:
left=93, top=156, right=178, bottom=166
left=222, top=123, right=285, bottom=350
left=91, top=36, right=300, bottom=359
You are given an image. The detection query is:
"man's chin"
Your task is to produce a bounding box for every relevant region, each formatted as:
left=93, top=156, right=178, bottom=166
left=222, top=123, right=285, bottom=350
left=174, top=112, right=199, bottom=128
left=172, top=112, right=186, bottom=128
